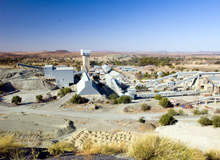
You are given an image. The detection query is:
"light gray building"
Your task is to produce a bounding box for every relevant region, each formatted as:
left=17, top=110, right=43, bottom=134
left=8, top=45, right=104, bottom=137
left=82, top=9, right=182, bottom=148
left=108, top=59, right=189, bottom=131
left=44, top=65, right=75, bottom=88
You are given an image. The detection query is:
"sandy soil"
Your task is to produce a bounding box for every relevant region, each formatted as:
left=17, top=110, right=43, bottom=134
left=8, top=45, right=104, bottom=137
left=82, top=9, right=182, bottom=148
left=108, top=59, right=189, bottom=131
left=1, top=67, right=220, bottom=153
left=156, top=121, right=220, bottom=151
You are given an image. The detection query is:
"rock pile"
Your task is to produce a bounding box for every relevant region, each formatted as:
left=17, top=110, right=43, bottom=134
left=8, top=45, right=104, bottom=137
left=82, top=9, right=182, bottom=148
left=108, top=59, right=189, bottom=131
left=69, top=130, right=135, bottom=149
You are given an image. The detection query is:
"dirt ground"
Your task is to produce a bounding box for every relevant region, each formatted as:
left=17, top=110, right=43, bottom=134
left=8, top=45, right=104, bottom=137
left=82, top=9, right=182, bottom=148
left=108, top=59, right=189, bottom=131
left=156, top=121, right=220, bottom=151
left=1, top=67, right=220, bottom=153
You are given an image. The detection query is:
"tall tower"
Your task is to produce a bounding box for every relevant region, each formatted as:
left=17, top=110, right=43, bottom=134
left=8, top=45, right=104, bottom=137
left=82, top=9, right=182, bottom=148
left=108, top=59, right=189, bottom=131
left=80, top=49, right=91, bottom=72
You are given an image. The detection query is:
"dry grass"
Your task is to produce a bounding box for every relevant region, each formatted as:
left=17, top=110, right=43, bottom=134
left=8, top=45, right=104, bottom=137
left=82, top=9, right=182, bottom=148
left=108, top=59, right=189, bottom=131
left=128, top=134, right=206, bottom=160
left=214, top=108, right=220, bottom=114
left=0, top=130, right=54, bottom=147
left=205, top=150, right=220, bottom=160
left=81, top=139, right=127, bottom=155
left=1, top=132, right=219, bottom=160
left=0, top=134, right=24, bottom=154
left=48, top=141, right=76, bottom=156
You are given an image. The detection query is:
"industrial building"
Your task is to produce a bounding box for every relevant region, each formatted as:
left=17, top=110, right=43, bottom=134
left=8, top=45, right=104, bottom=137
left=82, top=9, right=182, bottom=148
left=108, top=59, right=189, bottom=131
left=18, top=49, right=137, bottom=97
left=44, top=65, right=76, bottom=88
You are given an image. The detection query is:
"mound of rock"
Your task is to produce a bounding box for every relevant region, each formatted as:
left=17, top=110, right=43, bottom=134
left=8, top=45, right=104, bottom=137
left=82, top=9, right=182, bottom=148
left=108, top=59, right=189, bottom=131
left=56, top=120, right=76, bottom=137
left=10, top=79, right=56, bottom=90
left=67, top=130, right=135, bottom=149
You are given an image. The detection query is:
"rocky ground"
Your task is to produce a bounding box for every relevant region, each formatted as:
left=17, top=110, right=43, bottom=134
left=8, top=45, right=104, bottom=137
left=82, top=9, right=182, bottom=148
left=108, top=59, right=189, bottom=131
left=0, top=68, right=220, bottom=159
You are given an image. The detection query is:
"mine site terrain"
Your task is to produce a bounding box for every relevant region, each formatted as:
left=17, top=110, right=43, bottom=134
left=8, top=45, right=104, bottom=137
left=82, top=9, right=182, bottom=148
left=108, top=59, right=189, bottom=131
left=0, top=51, right=220, bottom=159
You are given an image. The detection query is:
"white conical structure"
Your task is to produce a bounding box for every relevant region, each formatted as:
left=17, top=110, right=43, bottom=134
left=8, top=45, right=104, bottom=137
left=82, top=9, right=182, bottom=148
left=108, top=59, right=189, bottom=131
left=77, top=72, right=100, bottom=95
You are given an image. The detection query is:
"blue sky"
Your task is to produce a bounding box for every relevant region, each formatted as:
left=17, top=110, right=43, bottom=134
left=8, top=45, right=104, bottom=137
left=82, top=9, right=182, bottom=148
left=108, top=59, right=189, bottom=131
left=0, top=0, right=220, bottom=52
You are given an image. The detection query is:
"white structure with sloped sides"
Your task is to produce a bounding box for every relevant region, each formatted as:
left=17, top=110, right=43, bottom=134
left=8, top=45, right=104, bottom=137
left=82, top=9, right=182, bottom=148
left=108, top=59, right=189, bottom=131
left=77, top=72, right=100, bottom=95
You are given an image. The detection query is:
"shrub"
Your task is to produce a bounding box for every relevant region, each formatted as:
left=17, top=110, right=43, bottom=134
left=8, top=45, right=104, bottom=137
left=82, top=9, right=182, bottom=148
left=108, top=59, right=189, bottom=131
left=36, top=95, right=43, bottom=102
left=109, top=93, right=119, bottom=104
left=193, top=109, right=208, bottom=115
left=154, top=94, right=162, bottom=100
left=159, top=113, right=176, bottom=126
left=128, top=134, right=205, bottom=160
left=53, top=96, right=57, bottom=100
left=117, top=95, right=132, bottom=104
left=11, top=96, right=22, bottom=105
left=141, top=104, right=151, bottom=111
left=200, top=109, right=208, bottom=115
left=135, top=85, right=148, bottom=91
left=178, top=109, right=185, bottom=115
left=159, top=98, right=172, bottom=108
left=70, top=94, right=88, bottom=104
left=167, top=109, right=178, bottom=116
left=48, top=141, right=76, bottom=156
left=198, top=117, right=212, bottom=126
left=112, top=99, right=118, bottom=104
left=109, top=93, right=118, bottom=100
left=212, top=115, right=220, bottom=128
left=57, top=87, right=72, bottom=97
left=0, top=91, right=3, bottom=95
left=138, top=117, right=145, bottom=123
left=94, top=104, right=100, bottom=110
left=167, top=109, right=185, bottom=116
left=205, top=150, right=220, bottom=160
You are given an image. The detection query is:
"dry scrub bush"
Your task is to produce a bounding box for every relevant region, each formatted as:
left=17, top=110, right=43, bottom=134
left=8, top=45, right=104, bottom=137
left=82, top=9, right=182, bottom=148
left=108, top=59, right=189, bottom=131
left=0, top=134, right=24, bottom=154
left=128, top=134, right=205, bottom=160
left=117, top=95, right=132, bottom=104
left=167, top=109, right=185, bottom=116
left=212, top=115, right=220, bottom=128
left=36, top=95, right=43, bottom=102
left=193, top=109, right=208, bottom=115
left=70, top=94, right=88, bottom=104
left=11, top=96, right=22, bottom=105
left=81, top=140, right=127, bottom=155
left=57, top=87, right=72, bottom=97
left=159, top=97, right=173, bottom=108
left=154, top=94, right=162, bottom=100
left=159, top=113, right=176, bottom=126
left=141, top=104, right=151, bottom=111
left=198, top=117, right=213, bottom=126
left=48, top=141, right=76, bottom=156
left=205, top=150, right=220, bottom=160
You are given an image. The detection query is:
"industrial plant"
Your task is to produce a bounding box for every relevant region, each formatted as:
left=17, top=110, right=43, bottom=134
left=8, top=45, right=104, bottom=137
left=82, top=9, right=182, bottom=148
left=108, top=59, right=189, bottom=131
left=1, top=50, right=220, bottom=159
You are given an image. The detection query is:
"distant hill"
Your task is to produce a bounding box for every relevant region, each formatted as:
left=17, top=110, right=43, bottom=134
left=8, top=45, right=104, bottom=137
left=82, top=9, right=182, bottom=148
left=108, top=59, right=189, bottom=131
left=1, top=50, right=220, bottom=58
